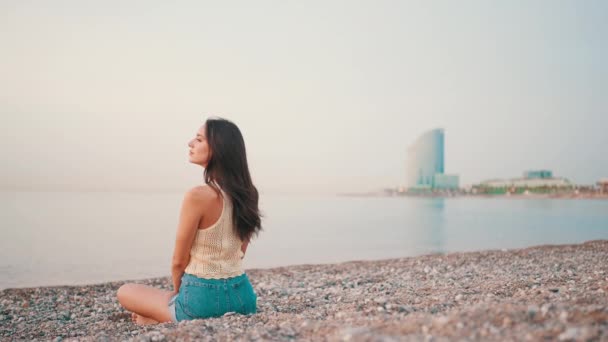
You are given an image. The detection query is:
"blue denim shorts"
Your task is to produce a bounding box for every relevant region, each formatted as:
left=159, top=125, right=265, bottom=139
left=168, top=272, right=257, bottom=322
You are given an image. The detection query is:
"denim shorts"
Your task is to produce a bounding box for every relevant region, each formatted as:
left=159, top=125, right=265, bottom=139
left=168, top=272, right=257, bottom=322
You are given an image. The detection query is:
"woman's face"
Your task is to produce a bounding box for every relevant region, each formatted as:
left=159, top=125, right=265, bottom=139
left=188, top=125, right=211, bottom=167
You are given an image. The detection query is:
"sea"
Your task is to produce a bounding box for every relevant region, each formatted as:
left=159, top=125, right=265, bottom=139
left=1, top=191, right=607, bottom=290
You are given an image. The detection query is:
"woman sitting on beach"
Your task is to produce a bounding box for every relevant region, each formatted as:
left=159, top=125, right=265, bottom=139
left=117, top=117, right=262, bottom=324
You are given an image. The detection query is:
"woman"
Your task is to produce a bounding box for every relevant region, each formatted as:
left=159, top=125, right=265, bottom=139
left=117, top=117, right=262, bottom=324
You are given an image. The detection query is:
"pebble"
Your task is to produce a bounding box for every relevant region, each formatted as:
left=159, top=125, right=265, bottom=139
left=558, top=327, right=580, bottom=341
left=0, top=240, right=606, bottom=341
left=374, top=297, right=387, bottom=305
left=527, top=305, right=539, bottom=319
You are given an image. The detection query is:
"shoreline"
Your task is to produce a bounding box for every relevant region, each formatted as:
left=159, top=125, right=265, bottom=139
left=1, top=240, right=607, bottom=341
left=339, top=192, right=608, bottom=199
left=1, top=241, right=604, bottom=292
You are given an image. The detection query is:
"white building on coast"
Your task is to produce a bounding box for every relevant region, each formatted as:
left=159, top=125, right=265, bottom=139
left=481, top=177, right=571, bottom=188
left=480, top=170, right=572, bottom=189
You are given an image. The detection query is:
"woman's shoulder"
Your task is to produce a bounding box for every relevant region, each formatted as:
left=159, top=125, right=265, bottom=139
left=185, top=184, right=221, bottom=203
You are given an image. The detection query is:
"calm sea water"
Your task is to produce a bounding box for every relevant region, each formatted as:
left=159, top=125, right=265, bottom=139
left=1, top=191, right=607, bottom=290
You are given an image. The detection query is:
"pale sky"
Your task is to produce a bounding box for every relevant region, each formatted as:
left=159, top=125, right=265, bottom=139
left=1, top=1, right=607, bottom=194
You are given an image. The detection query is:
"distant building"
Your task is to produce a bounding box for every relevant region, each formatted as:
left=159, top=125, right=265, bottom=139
left=433, top=174, right=460, bottom=190
left=524, top=170, right=553, bottom=179
left=406, top=129, right=444, bottom=188
left=598, top=179, right=608, bottom=194
left=406, top=128, right=459, bottom=190
left=480, top=170, right=571, bottom=190
left=481, top=177, right=571, bottom=188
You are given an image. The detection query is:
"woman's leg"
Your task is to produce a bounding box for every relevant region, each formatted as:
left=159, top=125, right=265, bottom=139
left=117, top=283, right=175, bottom=324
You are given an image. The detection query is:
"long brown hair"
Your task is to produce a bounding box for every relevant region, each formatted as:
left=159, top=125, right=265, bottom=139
left=203, top=117, right=262, bottom=242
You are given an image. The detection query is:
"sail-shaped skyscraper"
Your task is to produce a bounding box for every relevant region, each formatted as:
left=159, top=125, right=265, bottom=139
left=406, top=128, right=459, bottom=189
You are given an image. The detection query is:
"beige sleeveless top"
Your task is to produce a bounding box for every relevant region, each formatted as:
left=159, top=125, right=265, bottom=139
left=184, top=187, right=245, bottom=279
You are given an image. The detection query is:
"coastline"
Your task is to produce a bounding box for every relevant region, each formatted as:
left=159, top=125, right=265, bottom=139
left=1, top=240, right=606, bottom=341
left=339, top=192, right=608, bottom=200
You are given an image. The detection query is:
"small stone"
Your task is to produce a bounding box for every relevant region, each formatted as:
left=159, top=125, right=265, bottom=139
left=95, top=333, right=109, bottom=341
left=455, top=294, right=463, bottom=301
left=398, top=305, right=413, bottom=313
left=434, top=316, right=449, bottom=327
left=558, top=327, right=580, bottom=341
left=340, top=327, right=370, bottom=341
left=374, top=297, right=387, bottom=305
left=559, top=311, right=568, bottom=323
left=527, top=305, right=538, bottom=319
left=282, top=327, right=296, bottom=337
left=150, top=333, right=165, bottom=342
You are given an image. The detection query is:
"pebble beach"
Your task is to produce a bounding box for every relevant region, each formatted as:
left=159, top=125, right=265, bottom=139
left=1, top=240, right=607, bottom=341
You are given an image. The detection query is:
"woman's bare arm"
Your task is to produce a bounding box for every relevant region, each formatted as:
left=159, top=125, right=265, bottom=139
left=171, top=188, right=205, bottom=294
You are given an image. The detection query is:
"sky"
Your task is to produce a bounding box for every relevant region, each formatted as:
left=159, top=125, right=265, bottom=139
left=1, top=1, right=607, bottom=194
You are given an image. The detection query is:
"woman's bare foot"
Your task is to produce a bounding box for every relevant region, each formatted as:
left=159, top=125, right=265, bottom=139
left=131, top=312, right=159, bottom=326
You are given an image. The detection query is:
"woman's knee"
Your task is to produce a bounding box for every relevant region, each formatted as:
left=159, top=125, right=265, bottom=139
left=116, top=283, right=135, bottom=306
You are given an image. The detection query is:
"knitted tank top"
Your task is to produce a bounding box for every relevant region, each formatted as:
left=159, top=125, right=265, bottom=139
left=184, top=188, right=245, bottom=279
